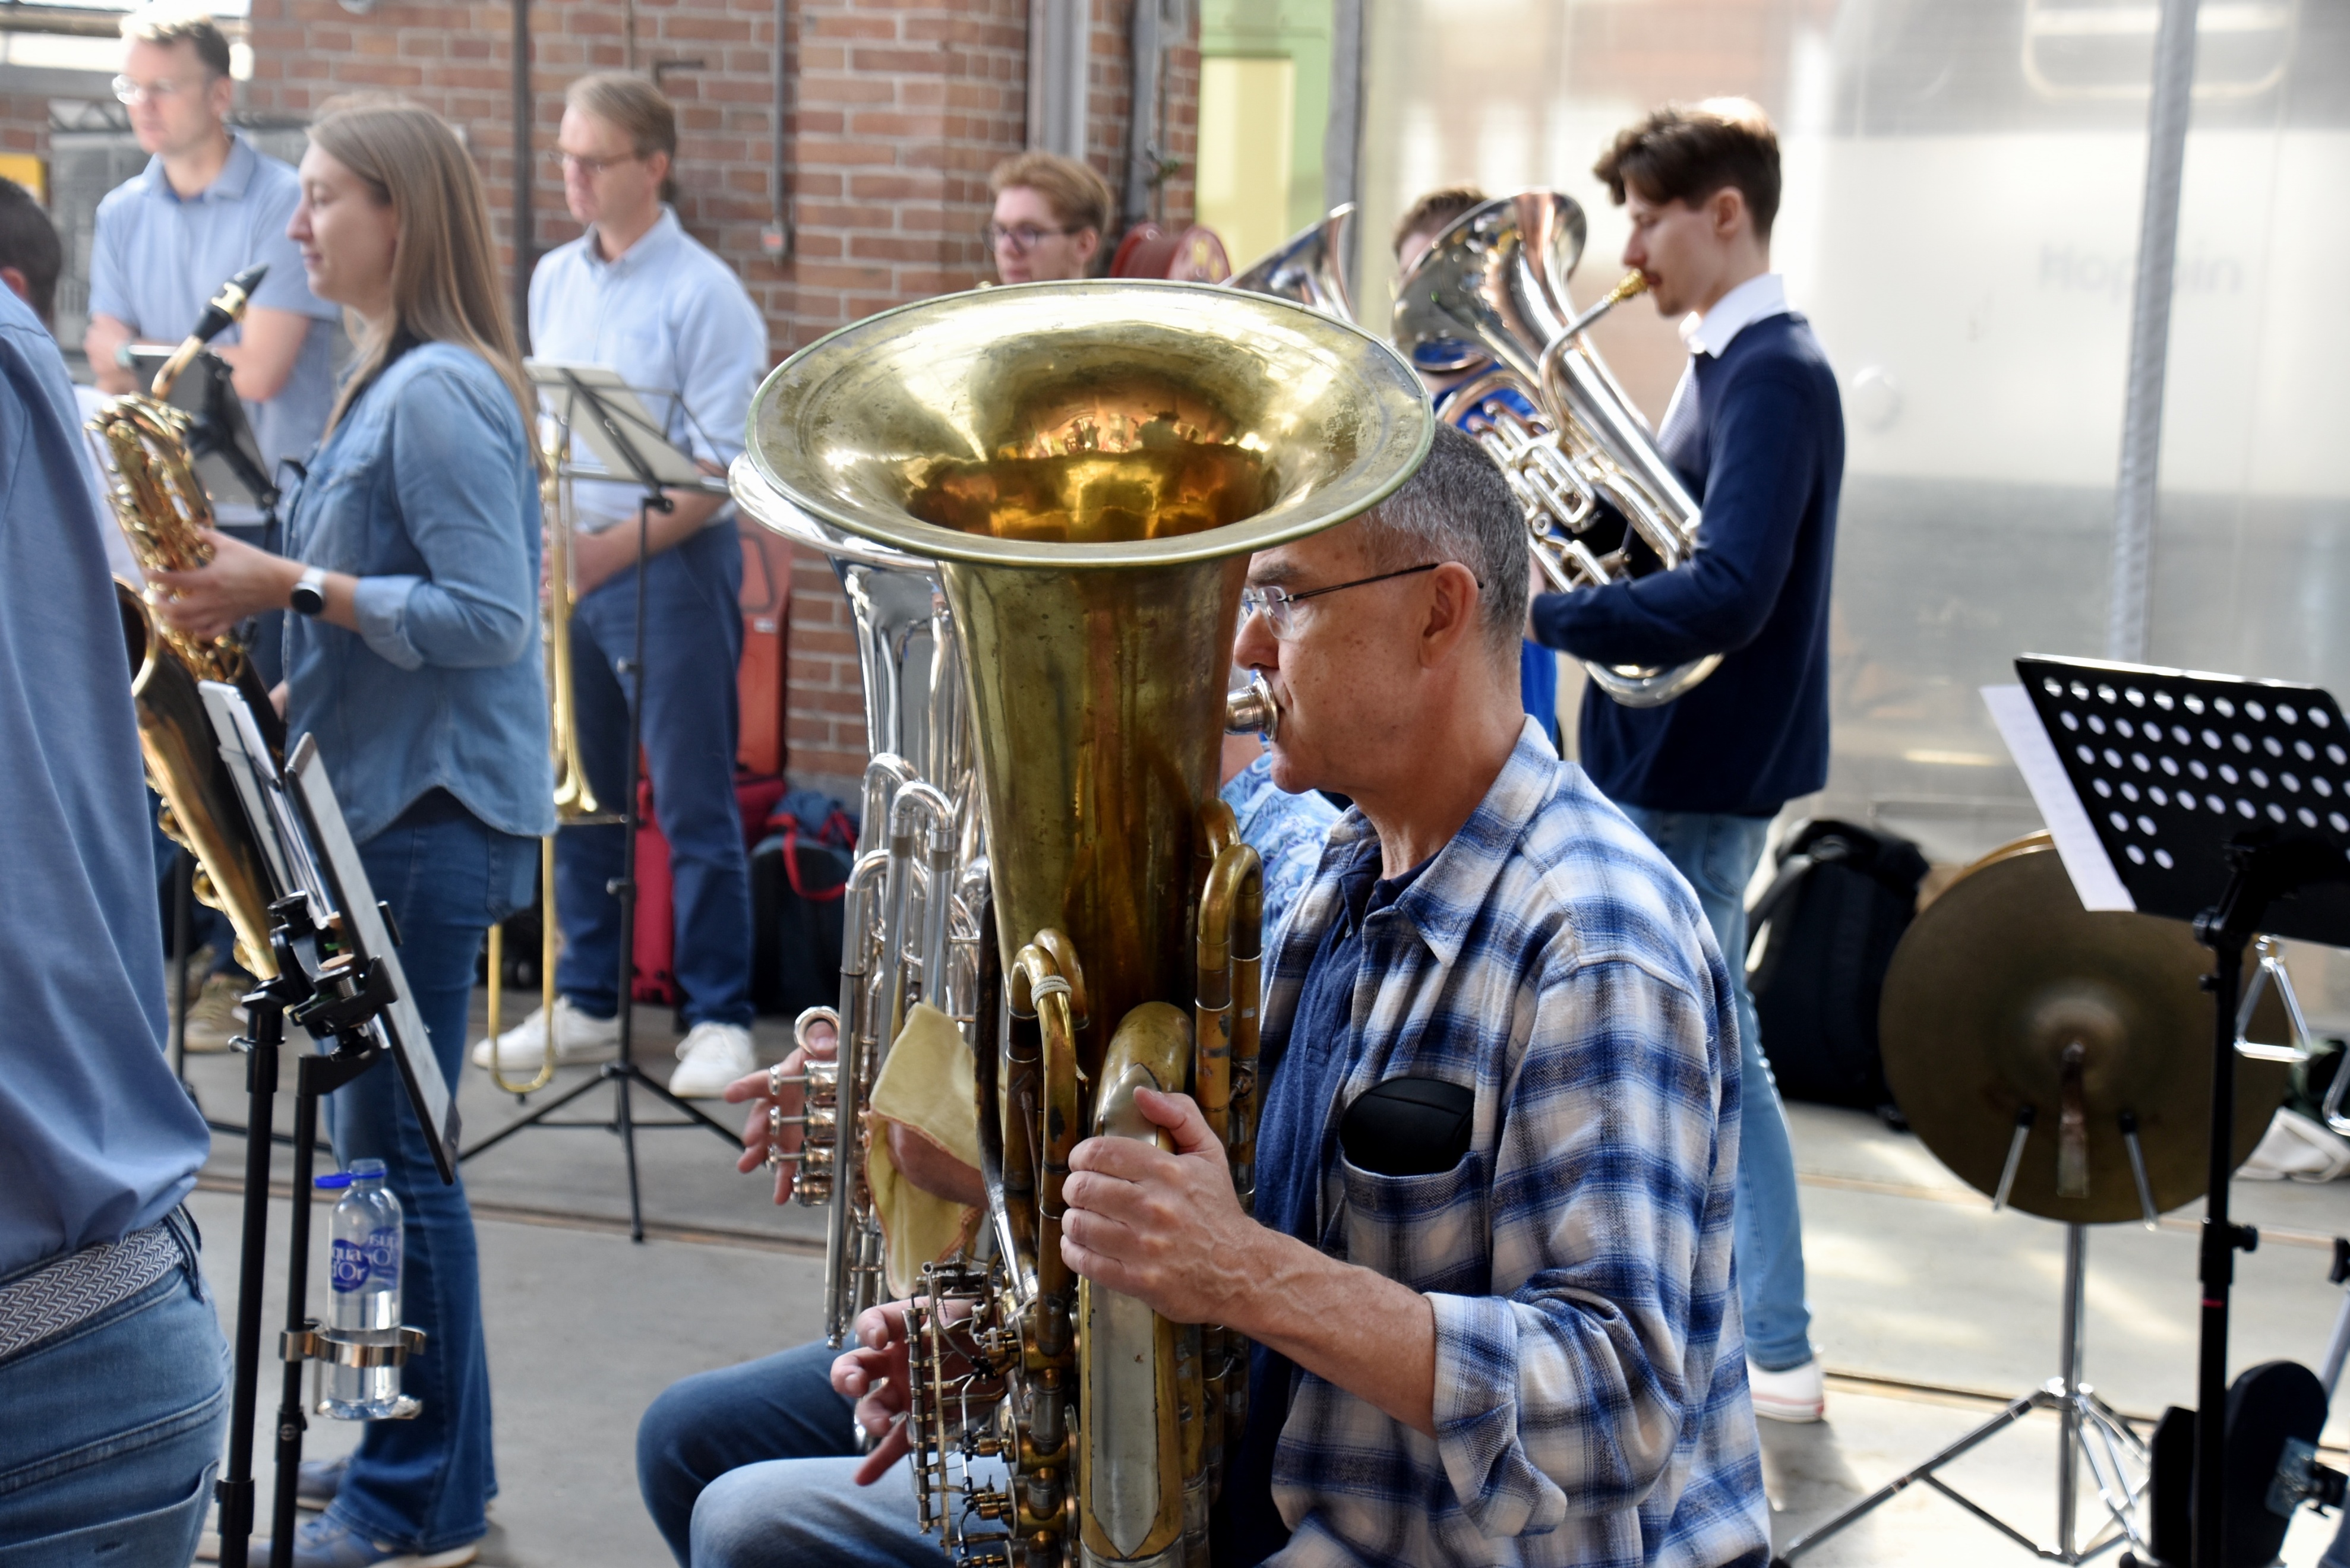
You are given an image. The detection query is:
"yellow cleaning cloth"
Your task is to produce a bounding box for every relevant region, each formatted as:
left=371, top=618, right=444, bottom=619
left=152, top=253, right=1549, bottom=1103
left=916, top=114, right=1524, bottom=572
left=867, top=1001, right=983, bottom=1298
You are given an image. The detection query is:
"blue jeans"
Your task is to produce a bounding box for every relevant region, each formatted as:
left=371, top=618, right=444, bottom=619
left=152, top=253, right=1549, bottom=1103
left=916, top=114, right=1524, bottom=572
left=0, top=1209, right=229, bottom=1564
left=324, top=792, right=536, bottom=1554
left=637, top=1339, right=952, bottom=1567
left=556, top=519, right=753, bottom=1028
left=1617, top=804, right=1816, bottom=1371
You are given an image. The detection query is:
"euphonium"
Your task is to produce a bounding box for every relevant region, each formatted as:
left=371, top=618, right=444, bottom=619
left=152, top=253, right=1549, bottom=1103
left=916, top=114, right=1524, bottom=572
left=91, top=264, right=286, bottom=976
left=730, top=461, right=993, bottom=1348
left=1394, top=191, right=1720, bottom=707
left=1227, top=204, right=1356, bottom=321
left=742, top=281, right=1430, bottom=1568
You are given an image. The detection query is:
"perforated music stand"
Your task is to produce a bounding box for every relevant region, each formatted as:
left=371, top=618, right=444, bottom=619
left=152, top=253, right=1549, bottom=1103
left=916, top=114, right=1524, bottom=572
left=2014, top=655, right=2350, bottom=1568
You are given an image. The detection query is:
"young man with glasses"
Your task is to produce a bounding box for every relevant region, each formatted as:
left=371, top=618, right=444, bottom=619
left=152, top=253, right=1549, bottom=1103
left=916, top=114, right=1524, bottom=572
left=472, top=73, right=769, bottom=1100
left=633, top=427, right=1769, bottom=1568
left=86, top=3, right=339, bottom=1049
left=984, top=151, right=1112, bottom=285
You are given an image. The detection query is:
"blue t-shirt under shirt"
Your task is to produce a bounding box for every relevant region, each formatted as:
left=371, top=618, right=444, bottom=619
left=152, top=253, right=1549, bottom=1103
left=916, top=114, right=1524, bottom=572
left=1216, top=836, right=1429, bottom=1566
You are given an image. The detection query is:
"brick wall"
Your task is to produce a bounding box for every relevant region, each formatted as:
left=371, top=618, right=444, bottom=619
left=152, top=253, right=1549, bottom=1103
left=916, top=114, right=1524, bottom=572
left=5, top=0, right=1197, bottom=796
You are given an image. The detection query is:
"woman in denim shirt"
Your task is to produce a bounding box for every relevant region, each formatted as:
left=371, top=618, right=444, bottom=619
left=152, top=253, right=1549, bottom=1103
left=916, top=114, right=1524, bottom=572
left=159, top=101, right=552, bottom=1568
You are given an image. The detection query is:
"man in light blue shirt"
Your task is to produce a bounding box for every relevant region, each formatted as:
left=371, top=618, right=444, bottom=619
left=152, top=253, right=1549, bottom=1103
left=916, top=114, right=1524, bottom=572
left=479, top=72, right=769, bottom=1097
left=85, top=10, right=338, bottom=523
left=0, top=273, right=229, bottom=1566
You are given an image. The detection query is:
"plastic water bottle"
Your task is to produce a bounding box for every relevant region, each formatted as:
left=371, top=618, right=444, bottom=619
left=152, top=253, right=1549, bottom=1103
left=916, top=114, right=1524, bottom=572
left=317, top=1159, right=408, bottom=1420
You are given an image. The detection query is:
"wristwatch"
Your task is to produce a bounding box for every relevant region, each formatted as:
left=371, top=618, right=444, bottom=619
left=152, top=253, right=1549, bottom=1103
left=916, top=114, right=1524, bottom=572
left=289, top=566, right=329, bottom=618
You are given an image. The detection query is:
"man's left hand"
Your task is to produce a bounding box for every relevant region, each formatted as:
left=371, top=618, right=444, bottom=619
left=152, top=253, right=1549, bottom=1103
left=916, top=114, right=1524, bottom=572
left=1060, top=1087, right=1265, bottom=1329
left=567, top=525, right=636, bottom=598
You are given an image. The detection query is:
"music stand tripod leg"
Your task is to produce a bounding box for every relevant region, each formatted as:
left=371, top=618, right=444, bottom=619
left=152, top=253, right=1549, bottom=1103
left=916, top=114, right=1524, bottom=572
left=214, top=985, right=282, bottom=1568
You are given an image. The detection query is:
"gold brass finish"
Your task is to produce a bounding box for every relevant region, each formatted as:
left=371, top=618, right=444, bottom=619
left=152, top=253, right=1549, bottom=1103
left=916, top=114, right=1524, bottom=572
left=746, top=280, right=1429, bottom=1567
left=1880, top=835, right=2289, bottom=1224
left=116, top=581, right=280, bottom=979
left=91, top=270, right=286, bottom=978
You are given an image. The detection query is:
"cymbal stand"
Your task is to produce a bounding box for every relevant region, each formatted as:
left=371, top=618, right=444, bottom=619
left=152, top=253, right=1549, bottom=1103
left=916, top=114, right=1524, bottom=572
left=1771, top=1223, right=2149, bottom=1566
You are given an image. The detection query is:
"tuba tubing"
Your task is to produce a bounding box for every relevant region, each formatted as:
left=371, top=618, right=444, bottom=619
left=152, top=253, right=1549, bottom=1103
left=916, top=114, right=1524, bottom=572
left=741, top=280, right=1430, bottom=1568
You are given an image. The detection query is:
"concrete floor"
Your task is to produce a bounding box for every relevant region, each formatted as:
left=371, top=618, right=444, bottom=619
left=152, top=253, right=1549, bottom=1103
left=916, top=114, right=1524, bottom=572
left=183, top=999, right=2350, bottom=1566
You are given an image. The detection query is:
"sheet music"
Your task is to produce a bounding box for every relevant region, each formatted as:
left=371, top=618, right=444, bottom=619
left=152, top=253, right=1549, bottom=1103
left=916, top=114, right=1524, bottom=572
left=523, top=359, right=716, bottom=489
left=1982, top=683, right=2135, bottom=912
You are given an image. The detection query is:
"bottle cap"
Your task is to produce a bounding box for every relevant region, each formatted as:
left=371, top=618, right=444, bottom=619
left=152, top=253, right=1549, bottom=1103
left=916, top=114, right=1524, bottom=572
left=349, top=1158, right=388, bottom=1181
left=314, top=1171, right=354, bottom=1190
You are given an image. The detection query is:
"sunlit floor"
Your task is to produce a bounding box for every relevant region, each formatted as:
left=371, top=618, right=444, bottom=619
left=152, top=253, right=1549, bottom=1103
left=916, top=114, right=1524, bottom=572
left=181, top=996, right=2350, bottom=1567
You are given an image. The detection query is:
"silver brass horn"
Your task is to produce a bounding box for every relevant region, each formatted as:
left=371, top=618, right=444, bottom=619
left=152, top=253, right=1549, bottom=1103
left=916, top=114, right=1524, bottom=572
left=1394, top=190, right=1720, bottom=707
left=728, top=459, right=994, bottom=1348
left=1228, top=203, right=1356, bottom=321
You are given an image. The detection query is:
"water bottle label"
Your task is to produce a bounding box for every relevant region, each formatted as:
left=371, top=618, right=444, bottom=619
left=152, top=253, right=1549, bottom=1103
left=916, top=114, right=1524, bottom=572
left=364, top=1226, right=400, bottom=1292
left=330, top=1237, right=370, bottom=1293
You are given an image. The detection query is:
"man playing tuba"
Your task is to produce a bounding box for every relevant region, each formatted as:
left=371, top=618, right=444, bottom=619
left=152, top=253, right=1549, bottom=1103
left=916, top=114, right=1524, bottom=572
left=1525, top=100, right=1843, bottom=1425
left=646, top=428, right=1769, bottom=1567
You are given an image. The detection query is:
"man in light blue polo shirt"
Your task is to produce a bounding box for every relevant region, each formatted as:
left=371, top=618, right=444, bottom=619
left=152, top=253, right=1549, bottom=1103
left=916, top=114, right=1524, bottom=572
left=85, top=7, right=337, bottom=526
left=475, top=72, right=768, bottom=1100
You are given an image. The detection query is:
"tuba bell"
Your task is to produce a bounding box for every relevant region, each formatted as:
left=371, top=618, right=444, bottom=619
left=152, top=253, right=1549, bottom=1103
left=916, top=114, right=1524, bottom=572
left=1394, top=191, right=1720, bottom=707
left=742, top=280, right=1431, bottom=1567
left=1227, top=204, right=1356, bottom=321
left=90, top=264, right=288, bottom=978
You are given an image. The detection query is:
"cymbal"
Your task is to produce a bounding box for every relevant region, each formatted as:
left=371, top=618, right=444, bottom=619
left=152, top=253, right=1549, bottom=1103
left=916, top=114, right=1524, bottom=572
left=1881, top=835, right=2289, bottom=1224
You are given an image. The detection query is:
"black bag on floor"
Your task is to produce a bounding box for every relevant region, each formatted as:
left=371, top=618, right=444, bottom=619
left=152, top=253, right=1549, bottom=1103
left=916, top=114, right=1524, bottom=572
left=1744, top=818, right=1929, bottom=1112
left=750, top=824, right=852, bottom=1018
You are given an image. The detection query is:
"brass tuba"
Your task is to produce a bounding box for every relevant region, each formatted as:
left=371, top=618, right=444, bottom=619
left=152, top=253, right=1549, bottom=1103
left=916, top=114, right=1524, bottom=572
left=743, top=280, right=1430, bottom=1568
left=1227, top=204, right=1356, bottom=321
left=91, top=265, right=287, bottom=976
left=731, top=460, right=994, bottom=1348
left=1394, top=191, right=1719, bottom=707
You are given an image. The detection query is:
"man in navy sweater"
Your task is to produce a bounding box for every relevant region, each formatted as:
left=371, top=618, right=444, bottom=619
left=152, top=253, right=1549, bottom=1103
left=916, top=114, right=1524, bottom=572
left=1530, top=98, right=1843, bottom=1423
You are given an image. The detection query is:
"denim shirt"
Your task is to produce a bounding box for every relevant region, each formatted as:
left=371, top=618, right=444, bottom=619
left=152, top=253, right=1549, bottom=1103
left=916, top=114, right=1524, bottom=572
left=281, top=342, right=555, bottom=845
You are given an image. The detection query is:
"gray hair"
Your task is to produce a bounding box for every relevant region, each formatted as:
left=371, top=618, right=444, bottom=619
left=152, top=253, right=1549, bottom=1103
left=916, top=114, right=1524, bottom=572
left=1355, top=421, right=1528, bottom=657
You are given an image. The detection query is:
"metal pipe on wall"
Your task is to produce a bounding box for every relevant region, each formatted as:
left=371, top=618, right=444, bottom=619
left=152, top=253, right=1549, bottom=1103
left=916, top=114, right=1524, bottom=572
left=763, top=0, right=789, bottom=258
left=1322, top=0, right=1364, bottom=302
left=510, top=0, right=533, bottom=352
left=2103, top=0, right=2201, bottom=664
left=1123, top=0, right=1163, bottom=230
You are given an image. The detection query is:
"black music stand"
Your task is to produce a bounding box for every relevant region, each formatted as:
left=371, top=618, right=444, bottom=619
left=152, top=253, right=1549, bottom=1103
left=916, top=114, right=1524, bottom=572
left=456, top=366, right=735, bottom=1242
left=197, top=688, right=456, bottom=1568
left=2013, top=655, right=2350, bottom=1568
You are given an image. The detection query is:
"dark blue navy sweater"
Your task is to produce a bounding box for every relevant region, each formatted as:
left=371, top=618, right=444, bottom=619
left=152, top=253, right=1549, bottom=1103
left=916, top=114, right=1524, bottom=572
left=1530, top=311, right=1843, bottom=816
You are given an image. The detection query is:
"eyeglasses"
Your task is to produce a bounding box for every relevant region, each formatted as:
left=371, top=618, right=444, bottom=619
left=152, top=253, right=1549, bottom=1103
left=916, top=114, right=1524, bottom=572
left=1239, top=562, right=1442, bottom=640
left=113, top=74, right=208, bottom=106
left=983, top=222, right=1080, bottom=255
left=551, top=149, right=645, bottom=176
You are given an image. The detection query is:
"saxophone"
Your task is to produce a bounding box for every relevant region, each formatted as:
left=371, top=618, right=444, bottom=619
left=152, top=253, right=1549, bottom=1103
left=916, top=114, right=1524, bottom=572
left=93, top=264, right=288, bottom=976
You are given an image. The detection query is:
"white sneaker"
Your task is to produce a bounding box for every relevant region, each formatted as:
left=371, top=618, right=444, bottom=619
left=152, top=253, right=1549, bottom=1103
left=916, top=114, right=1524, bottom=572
left=667, top=1022, right=756, bottom=1098
left=470, top=997, right=619, bottom=1071
left=1748, top=1356, right=1827, bottom=1423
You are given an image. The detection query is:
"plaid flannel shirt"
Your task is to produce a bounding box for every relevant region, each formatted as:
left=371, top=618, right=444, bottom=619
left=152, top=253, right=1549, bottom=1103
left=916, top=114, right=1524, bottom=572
left=1259, top=717, right=1768, bottom=1567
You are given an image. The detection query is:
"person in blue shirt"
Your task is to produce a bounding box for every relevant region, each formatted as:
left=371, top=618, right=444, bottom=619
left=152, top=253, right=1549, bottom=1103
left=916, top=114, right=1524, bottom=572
left=641, top=428, right=1766, bottom=1568
left=628, top=733, right=1341, bottom=1566
left=156, top=99, right=552, bottom=1568
left=0, top=245, right=229, bottom=1568
left=1392, top=183, right=1566, bottom=751
left=1527, top=99, right=1840, bottom=1425
left=85, top=6, right=342, bottom=1047
left=474, top=72, right=771, bottom=1100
